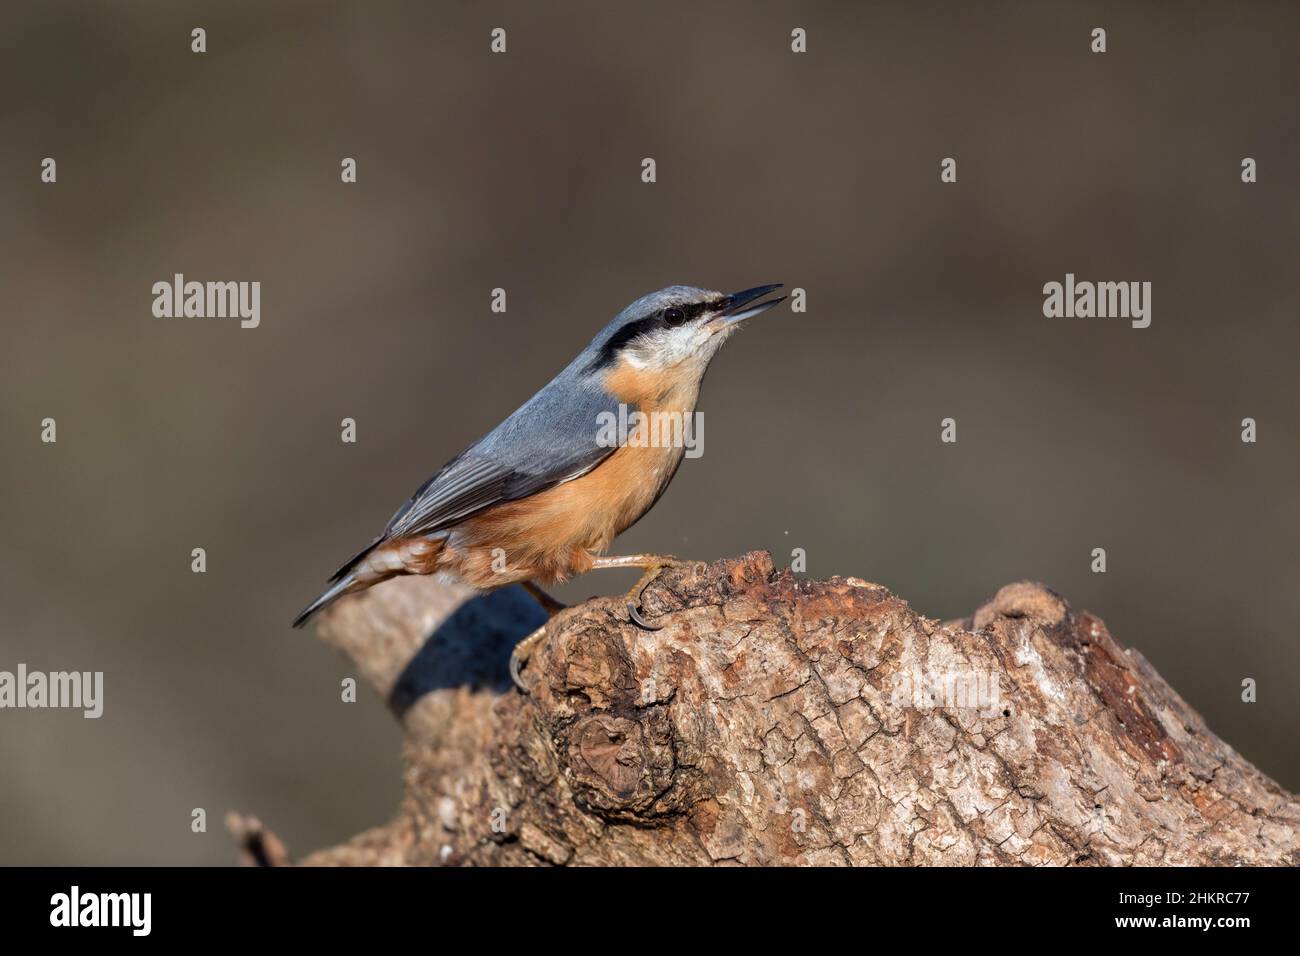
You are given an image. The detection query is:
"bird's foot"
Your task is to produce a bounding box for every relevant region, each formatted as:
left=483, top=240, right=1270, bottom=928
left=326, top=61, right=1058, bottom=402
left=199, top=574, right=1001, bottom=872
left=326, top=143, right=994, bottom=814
left=509, top=623, right=550, bottom=693
left=624, top=558, right=706, bottom=630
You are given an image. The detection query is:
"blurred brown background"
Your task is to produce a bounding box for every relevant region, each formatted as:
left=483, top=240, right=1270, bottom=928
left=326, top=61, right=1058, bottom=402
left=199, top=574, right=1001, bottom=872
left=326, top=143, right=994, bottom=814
left=1, top=1, right=1296, bottom=864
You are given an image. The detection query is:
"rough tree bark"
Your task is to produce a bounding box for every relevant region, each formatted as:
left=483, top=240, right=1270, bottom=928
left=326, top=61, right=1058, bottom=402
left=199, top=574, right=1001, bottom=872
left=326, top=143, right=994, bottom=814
left=278, top=552, right=1297, bottom=866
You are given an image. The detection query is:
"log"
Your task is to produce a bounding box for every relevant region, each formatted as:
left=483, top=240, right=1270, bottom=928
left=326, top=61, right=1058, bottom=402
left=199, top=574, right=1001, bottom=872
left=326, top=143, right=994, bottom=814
left=287, top=552, right=1297, bottom=866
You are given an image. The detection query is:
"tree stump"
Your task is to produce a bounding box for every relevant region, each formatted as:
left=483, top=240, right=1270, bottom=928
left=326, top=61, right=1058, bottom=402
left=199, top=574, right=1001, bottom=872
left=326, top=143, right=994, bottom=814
left=286, top=552, right=1297, bottom=866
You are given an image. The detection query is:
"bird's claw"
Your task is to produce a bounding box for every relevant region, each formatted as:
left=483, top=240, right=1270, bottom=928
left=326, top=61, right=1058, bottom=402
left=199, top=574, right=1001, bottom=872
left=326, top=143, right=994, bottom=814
left=627, top=601, right=663, bottom=630
left=624, top=558, right=707, bottom=630
left=509, top=624, right=549, bottom=693
left=509, top=649, right=530, bottom=692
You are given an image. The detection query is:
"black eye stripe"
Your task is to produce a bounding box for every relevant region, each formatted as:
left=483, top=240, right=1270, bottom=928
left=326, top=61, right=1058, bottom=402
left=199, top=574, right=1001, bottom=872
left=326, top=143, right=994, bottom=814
left=587, top=315, right=662, bottom=370
left=586, top=301, right=710, bottom=371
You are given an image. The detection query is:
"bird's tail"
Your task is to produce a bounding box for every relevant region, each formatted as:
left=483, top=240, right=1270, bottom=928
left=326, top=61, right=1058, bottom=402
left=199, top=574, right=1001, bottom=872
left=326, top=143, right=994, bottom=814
left=292, top=573, right=359, bottom=629
left=292, top=535, right=446, bottom=628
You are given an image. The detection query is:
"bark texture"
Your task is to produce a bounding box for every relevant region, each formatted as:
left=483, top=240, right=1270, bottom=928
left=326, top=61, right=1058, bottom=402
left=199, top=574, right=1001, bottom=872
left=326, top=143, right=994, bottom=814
left=293, top=552, right=1298, bottom=866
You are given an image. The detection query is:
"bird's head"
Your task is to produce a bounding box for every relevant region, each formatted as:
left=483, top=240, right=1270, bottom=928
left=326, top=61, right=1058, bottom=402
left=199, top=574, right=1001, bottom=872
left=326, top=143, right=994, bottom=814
left=585, top=284, right=785, bottom=379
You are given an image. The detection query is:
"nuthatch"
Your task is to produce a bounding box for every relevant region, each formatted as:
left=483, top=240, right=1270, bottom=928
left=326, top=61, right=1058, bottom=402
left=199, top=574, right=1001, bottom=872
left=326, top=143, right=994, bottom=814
left=293, top=283, right=786, bottom=686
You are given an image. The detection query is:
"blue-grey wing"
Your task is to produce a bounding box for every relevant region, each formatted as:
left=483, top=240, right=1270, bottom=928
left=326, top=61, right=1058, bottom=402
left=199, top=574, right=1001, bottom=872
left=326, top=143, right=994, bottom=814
left=380, top=376, right=619, bottom=542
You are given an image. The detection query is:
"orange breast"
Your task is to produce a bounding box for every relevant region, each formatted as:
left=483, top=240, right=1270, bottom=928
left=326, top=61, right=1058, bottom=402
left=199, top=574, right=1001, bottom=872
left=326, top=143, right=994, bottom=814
left=451, top=440, right=684, bottom=586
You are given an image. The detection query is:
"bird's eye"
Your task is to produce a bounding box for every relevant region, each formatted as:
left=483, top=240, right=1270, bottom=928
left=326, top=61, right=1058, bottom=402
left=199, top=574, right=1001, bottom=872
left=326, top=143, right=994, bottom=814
left=663, top=307, right=686, bottom=326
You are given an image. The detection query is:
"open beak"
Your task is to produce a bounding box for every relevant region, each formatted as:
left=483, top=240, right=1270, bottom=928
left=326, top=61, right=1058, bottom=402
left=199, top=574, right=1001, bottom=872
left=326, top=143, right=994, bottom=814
left=710, top=283, right=786, bottom=328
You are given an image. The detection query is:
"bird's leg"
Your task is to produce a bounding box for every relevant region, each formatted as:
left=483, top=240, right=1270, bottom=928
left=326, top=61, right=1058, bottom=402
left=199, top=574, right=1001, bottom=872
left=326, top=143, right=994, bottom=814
left=521, top=580, right=566, bottom=615
left=588, top=553, right=690, bottom=572
left=589, top=553, right=705, bottom=630
left=509, top=582, right=569, bottom=693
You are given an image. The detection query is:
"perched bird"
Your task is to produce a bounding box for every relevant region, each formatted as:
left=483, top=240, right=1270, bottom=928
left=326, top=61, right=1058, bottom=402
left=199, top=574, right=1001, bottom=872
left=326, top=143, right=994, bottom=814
left=293, top=283, right=786, bottom=685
